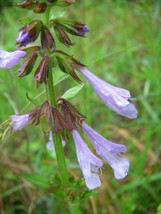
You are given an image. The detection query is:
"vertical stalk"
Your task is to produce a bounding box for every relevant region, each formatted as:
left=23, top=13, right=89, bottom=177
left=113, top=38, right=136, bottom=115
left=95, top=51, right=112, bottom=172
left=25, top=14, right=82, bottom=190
left=48, top=56, right=69, bottom=185
left=44, top=7, right=69, bottom=185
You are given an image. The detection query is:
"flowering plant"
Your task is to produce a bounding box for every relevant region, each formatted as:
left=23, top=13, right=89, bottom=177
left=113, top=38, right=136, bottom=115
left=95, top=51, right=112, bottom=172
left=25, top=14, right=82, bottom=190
left=0, top=0, right=137, bottom=212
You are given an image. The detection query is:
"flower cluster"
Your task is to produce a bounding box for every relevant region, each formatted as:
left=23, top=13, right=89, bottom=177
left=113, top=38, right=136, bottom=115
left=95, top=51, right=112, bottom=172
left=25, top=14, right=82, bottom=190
left=0, top=0, right=138, bottom=190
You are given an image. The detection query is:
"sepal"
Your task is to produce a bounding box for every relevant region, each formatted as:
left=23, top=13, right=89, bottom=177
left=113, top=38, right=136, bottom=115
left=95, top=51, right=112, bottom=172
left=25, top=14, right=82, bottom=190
left=52, top=107, right=69, bottom=135
left=54, top=24, right=74, bottom=47
left=17, top=52, right=38, bottom=77
left=34, top=54, right=49, bottom=88
left=41, top=26, right=56, bottom=51
left=32, top=100, right=51, bottom=125
left=58, top=98, right=86, bottom=125
left=33, top=2, right=47, bottom=13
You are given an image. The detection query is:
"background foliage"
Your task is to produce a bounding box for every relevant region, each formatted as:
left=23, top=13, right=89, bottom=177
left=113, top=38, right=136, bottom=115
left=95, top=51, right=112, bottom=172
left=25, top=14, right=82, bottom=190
left=0, top=0, right=161, bottom=213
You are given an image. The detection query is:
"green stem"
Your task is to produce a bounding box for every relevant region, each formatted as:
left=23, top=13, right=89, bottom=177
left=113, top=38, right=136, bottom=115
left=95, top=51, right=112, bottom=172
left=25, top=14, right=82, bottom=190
left=44, top=7, right=69, bottom=185
left=48, top=57, right=69, bottom=185
left=69, top=203, right=81, bottom=214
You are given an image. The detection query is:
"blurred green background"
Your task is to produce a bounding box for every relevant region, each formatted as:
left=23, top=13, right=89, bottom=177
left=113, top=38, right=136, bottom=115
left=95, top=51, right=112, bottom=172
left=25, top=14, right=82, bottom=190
left=0, top=0, right=161, bottom=213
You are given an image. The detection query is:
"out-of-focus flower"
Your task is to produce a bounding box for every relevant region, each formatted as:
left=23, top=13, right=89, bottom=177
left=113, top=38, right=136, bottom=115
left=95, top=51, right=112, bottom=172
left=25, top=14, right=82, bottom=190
left=33, top=2, right=47, bottom=14
left=47, top=0, right=74, bottom=7
left=0, top=49, right=26, bottom=69
left=51, top=18, right=89, bottom=37
left=72, top=129, right=103, bottom=190
left=14, top=0, right=36, bottom=9
left=77, top=67, right=138, bottom=119
left=82, top=122, right=129, bottom=179
left=16, top=20, right=42, bottom=46
left=46, top=131, right=66, bottom=150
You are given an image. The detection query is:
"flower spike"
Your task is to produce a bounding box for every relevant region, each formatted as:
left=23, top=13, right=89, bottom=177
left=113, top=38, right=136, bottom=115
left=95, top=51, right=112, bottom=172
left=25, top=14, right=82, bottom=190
left=82, top=122, right=129, bottom=179
left=77, top=67, right=138, bottom=119
left=72, top=129, right=103, bottom=190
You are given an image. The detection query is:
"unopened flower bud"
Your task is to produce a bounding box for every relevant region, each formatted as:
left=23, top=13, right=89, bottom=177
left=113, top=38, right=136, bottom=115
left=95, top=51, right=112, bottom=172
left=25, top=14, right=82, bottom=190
left=54, top=24, right=74, bottom=47
left=16, top=20, right=42, bottom=46
left=34, top=54, right=49, bottom=87
left=17, top=52, right=38, bottom=77
left=51, top=18, right=89, bottom=37
left=33, top=2, right=47, bottom=14
left=47, top=0, right=74, bottom=7
left=41, top=26, right=56, bottom=51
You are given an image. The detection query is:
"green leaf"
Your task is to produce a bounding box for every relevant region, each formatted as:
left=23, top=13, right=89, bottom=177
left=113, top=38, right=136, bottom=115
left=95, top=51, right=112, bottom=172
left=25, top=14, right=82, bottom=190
left=26, top=93, right=41, bottom=107
left=61, top=83, right=85, bottom=100
left=20, top=173, right=52, bottom=188
left=20, top=17, right=33, bottom=25
left=157, top=204, right=161, bottom=214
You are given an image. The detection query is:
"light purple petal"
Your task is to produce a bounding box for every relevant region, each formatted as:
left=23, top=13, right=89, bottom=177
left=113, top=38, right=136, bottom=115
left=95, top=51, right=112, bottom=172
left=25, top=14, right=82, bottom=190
left=72, top=130, right=103, bottom=189
left=78, top=67, right=138, bottom=119
left=0, top=49, right=26, bottom=69
left=46, top=131, right=55, bottom=150
left=46, top=132, right=66, bottom=151
left=82, top=122, right=129, bottom=180
left=10, top=114, right=29, bottom=132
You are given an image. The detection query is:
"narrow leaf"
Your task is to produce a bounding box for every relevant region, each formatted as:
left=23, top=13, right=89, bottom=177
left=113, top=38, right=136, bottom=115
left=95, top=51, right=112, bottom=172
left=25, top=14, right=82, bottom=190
left=61, top=83, right=85, bottom=100
left=26, top=93, right=41, bottom=107
left=21, top=173, right=52, bottom=188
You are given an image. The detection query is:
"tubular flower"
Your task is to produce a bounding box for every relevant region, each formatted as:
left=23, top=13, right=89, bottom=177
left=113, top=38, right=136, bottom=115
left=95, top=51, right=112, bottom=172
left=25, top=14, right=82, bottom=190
left=82, top=122, right=129, bottom=180
left=10, top=114, right=30, bottom=132
left=72, top=129, right=103, bottom=190
left=0, top=49, right=26, bottom=69
left=77, top=67, right=138, bottom=119
left=10, top=108, right=37, bottom=132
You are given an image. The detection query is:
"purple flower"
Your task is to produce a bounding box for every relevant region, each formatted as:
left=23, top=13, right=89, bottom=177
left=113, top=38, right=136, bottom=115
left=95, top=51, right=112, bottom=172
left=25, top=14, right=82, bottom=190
left=72, top=130, right=103, bottom=190
left=83, top=25, right=89, bottom=34
left=10, top=114, right=30, bottom=132
left=16, top=20, right=42, bottom=46
left=78, top=67, right=138, bottom=119
left=0, top=49, right=26, bottom=69
left=16, top=31, right=30, bottom=46
left=82, top=122, right=129, bottom=179
left=46, top=131, right=66, bottom=151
